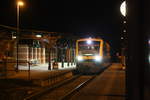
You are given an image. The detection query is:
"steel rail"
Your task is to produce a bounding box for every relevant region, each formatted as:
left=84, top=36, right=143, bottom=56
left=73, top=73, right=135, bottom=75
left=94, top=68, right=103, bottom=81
left=59, top=75, right=96, bottom=100
left=24, top=75, right=81, bottom=100
left=59, top=64, right=111, bottom=100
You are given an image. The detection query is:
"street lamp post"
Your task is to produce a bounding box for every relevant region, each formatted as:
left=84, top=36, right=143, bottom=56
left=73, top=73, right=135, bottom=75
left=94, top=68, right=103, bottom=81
left=16, top=1, right=24, bottom=72
left=120, top=1, right=127, bottom=68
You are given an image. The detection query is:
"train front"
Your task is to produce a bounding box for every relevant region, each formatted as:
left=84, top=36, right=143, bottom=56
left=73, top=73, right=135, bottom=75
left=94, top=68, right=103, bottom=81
left=76, top=38, right=103, bottom=74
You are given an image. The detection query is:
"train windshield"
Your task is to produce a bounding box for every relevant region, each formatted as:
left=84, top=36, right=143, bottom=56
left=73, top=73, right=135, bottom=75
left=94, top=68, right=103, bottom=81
left=78, top=41, right=100, bottom=56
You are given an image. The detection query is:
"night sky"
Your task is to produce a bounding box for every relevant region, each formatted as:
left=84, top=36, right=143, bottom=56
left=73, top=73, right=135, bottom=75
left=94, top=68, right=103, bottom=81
left=0, top=0, right=124, bottom=56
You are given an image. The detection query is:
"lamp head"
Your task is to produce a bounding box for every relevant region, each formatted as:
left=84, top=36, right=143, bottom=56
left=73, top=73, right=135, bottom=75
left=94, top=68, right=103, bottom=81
left=17, top=1, right=24, bottom=6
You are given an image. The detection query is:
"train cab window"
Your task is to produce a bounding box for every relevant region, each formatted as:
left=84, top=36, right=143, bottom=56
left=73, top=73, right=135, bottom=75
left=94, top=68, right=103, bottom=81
left=78, top=41, right=100, bottom=56
left=78, top=41, right=100, bottom=50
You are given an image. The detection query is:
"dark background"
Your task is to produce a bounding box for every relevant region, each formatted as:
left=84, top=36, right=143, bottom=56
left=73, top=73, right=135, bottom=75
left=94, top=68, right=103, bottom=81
left=0, top=0, right=123, bottom=60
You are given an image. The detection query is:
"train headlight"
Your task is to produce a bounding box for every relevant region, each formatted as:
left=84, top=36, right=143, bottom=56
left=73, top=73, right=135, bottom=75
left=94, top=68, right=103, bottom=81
left=94, top=56, right=102, bottom=62
left=77, top=56, right=83, bottom=61
left=87, top=39, right=92, bottom=45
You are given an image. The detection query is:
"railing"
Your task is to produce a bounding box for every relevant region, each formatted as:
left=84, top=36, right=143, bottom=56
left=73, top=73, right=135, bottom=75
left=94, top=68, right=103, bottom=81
left=0, top=60, right=32, bottom=80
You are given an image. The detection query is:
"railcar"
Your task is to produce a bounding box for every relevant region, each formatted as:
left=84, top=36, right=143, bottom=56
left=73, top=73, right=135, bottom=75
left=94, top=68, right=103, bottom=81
left=76, top=38, right=111, bottom=74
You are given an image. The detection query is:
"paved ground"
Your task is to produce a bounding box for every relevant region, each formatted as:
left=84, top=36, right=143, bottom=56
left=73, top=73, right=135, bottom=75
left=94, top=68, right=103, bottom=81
left=70, top=63, right=126, bottom=100
left=1, top=68, right=74, bottom=80
left=0, top=62, right=76, bottom=80
left=0, top=64, right=76, bottom=100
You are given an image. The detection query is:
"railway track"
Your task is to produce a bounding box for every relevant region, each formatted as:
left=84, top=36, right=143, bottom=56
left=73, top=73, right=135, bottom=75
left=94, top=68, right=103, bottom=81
left=24, top=75, right=96, bottom=100
left=24, top=65, right=110, bottom=100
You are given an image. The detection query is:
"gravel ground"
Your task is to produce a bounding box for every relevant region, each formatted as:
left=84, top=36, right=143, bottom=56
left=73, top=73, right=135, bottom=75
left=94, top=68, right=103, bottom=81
left=0, top=79, right=41, bottom=100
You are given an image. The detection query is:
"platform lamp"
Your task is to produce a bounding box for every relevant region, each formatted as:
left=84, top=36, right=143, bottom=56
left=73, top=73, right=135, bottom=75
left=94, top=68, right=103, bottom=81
left=120, top=1, right=127, bottom=68
left=16, top=0, right=24, bottom=72
left=120, top=0, right=127, bottom=40
left=120, top=1, right=127, bottom=17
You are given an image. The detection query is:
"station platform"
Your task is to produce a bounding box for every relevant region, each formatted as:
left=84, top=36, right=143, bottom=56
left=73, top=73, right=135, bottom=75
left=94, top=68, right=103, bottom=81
left=0, top=62, right=76, bottom=87
left=18, top=62, right=76, bottom=71
left=70, top=63, right=126, bottom=100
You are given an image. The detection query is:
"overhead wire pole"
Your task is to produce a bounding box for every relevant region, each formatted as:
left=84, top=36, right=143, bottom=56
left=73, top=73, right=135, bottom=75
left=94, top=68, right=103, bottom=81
left=16, top=1, right=19, bottom=72
left=16, top=1, right=24, bottom=72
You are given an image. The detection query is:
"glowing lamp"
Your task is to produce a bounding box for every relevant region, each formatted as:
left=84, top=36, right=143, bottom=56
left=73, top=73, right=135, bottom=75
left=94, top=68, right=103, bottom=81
left=17, top=1, right=24, bottom=6
left=120, top=1, right=127, bottom=17
left=36, top=34, right=42, bottom=38
left=77, top=56, right=83, bottom=61
left=12, top=36, right=16, bottom=39
left=94, top=56, right=102, bottom=62
left=87, top=39, right=92, bottom=45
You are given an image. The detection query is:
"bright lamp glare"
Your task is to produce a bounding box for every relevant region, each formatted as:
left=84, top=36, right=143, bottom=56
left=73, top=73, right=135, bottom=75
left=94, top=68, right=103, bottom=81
left=95, top=56, right=102, bottom=62
left=87, top=40, right=92, bottom=45
left=77, top=56, right=83, bottom=61
left=36, top=34, right=42, bottom=38
left=120, top=1, right=126, bottom=17
left=12, top=36, right=16, bottom=39
left=18, top=1, right=24, bottom=6
left=84, top=54, right=93, bottom=56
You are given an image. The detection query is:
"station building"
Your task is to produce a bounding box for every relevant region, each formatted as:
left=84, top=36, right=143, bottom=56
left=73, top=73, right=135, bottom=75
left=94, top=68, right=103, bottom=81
left=0, top=25, right=76, bottom=76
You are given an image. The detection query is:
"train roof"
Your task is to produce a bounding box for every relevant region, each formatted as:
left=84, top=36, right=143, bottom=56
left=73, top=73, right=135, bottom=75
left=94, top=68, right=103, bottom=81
left=77, top=38, right=104, bottom=41
left=77, top=38, right=110, bottom=46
